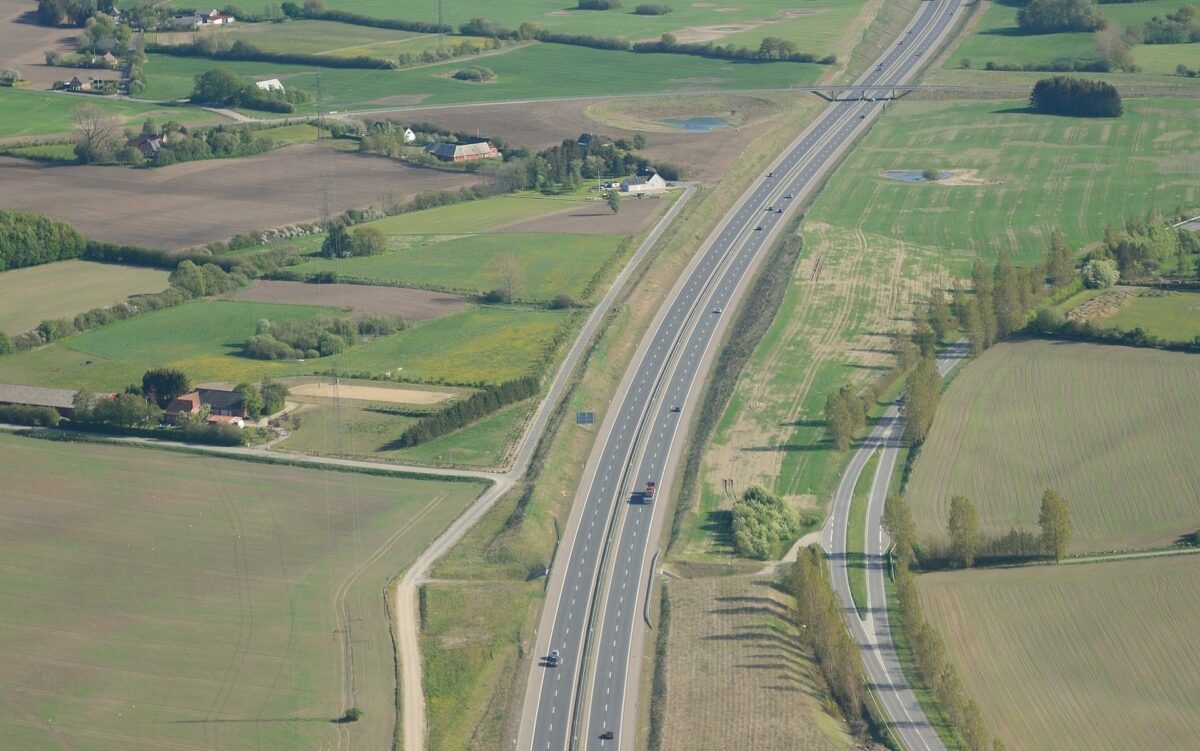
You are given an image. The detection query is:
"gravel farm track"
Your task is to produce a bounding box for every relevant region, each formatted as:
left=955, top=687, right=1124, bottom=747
left=0, top=146, right=481, bottom=249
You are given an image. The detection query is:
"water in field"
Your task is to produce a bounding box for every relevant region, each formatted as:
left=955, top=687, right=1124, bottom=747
left=884, top=170, right=951, bottom=182
left=664, top=117, right=730, bottom=132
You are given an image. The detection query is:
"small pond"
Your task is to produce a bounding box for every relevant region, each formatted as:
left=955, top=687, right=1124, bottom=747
left=884, top=170, right=951, bottom=182
left=664, top=116, right=730, bottom=133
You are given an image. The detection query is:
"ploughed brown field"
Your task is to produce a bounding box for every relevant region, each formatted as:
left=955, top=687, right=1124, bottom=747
left=225, top=279, right=468, bottom=320
left=0, top=144, right=481, bottom=249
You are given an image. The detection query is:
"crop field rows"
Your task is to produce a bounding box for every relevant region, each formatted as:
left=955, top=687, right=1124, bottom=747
left=0, top=433, right=487, bottom=751
left=919, top=555, right=1200, bottom=751
left=906, top=339, right=1200, bottom=552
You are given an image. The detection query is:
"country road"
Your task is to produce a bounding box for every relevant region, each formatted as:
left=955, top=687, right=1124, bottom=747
left=824, top=341, right=968, bottom=751
left=517, top=0, right=966, bottom=747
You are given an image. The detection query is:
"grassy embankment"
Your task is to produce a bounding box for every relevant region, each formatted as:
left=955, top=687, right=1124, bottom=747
left=0, top=432, right=487, bottom=751
left=906, top=339, right=1200, bottom=553
left=417, top=92, right=830, bottom=750
left=919, top=555, right=1200, bottom=751
left=0, top=260, right=169, bottom=334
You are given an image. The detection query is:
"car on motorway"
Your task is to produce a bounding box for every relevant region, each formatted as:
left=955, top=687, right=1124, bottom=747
left=547, top=649, right=560, bottom=667
left=765, top=206, right=774, bottom=211
left=599, top=731, right=615, bottom=740
left=785, top=193, right=794, bottom=199
left=775, top=208, right=783, bottom=214
left=754, top=225, right=763, bottom=231
left=767, top=171, right=774, bottom=177
left=712, top=307, right=723, bottom=314
left=670, top=405, right=681, bottom=412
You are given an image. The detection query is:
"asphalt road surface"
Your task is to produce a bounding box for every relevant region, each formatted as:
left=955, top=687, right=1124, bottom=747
left=519, top=1, right=965, bottom=748
left=824, top=341, right=968, bottom=751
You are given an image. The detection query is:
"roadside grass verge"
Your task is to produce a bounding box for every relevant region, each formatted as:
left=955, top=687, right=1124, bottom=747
left=846, top=451, right=878, bottom=616
left=0, top=260, right=169, bottom=335
left=918, top=555, right=1200, bottom=751
left=906, top=339, right=1200, bottom=553
left=140, top=44, right=822, bottom=111
left=0, top=432, right=487, bottom=751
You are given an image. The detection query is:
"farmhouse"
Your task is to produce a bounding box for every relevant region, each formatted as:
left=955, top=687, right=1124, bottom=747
left=403, top=127, right=417, bottom=144
left=577, top=133, right=612, bottom=151
left=130, top=132, right=169, bottom=159
left=255, top=78, right=284, bottom=93
left=174, top=8, right=235, bottom=27
left=620, top=173, right=667, bottom=194
left=66, top=75, right=92, bottom=92
left=424, top=141, right=501, bottom=162
left=165, top=388, right=248, bottom=428
left=0, top=384, right=79, bottom=417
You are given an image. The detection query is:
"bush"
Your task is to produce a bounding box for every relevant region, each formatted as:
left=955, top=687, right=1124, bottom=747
left=578, top=0, right=622, bottom=8
left=0, top=404, right=61, bottom=426
left=1031, top=305, right=1067, bottom=333
left=549, top=293, right=576, bottom=310
left=1081, top=258, right=1120, bottom=287
left=451, top=66, right=495, bottom=82
left=634, top=2, right=672, bottom=12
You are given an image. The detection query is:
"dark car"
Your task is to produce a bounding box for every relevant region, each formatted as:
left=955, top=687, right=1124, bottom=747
left=547, top=649, right=561, bottom=667
left=599, top=731, right=615, bottom=740
left=754, top=225, right=763, bottom=231
left=670, top=405, right=681, bottom=413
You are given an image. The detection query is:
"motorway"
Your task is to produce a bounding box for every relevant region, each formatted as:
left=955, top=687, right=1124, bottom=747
left=824, top=342, right=967, bottom=751
left=518, top=0, right=965, bottom=748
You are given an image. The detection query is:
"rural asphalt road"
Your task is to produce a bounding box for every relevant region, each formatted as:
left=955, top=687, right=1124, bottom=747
left=518, top=0, right=966, bottom=748
left=824, top=340, right=968, bottom=751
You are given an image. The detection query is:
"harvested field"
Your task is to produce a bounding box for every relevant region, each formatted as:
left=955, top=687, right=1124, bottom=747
left=495, top=194, right=671, bottom=235
left=371, top=92, right=819, bottom=181
left=0, top=145, right=480, bottom=249
left=1064, top=288, right=1132, bottom=324
left=290, top=381, right=456, bottom=404
left=226, top=279, right=467, bottom=320
left=656, top=575, right=851, bottom=751
left=0, top=260, right=169, bottom=334
left=0, top=432, right=488, bottom=751
left=907, top=339, right=1200, bottom=552
left=919, top=555, right=1200, bottom=751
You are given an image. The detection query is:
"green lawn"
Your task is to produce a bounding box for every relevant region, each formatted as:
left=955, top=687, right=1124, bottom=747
left=1100, top=289, right=1200, bottom=342
left=0, top=88, right=215, bottom=138
left=0, top=261, right=170, bottom=335
left=906, top=339, right=1200, bottom=553
left=365, top=192, right=593, bottom=233
left=1132, top=41, right=1200, bottom=75
left=163, top=0, right=862, bottom=53
left=807, top=97, right=1200, bottom=272
left=288, top=232, right=626, bottom=301
left=0, top=299, right=575, bottom=389
left=140, top=42, right=822, bottom=110
left=0, top=432, right=487, bottom=751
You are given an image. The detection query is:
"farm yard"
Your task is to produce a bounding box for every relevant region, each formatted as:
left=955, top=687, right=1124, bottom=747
left=906, top=339, right=1200, bottom=553
left=0, top=298, right=575, bottom=390
left=919, top=555, right=1200, bottom=751
left=0, top=146, right=481, bottom=250
left=0, top=261, right=169, bottom=335
left=0, top=432, right=488, bottom=751
left=654, top=576, right=852, bottom=751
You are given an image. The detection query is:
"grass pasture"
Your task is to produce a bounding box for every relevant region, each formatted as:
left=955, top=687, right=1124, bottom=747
left=1100, top=288, right=1200, bottom=343
left=164, top=20, right=491, bottom=60
left=0, top=261, right=169, bottom=334
left=287, top=232, right=627, bottom=301
left=808, top=97, right=1200, bottom=272
left=919, top=555, right=1200, bottom=751
left=0, top=88, right=214, bottom=138
left=0, top=299, right=575, bottom=390
left=0, top=432, right=487, bottom=751
left=140, top=43, right=822, bottom=111
left=906, top=339, right=1200, bottom=553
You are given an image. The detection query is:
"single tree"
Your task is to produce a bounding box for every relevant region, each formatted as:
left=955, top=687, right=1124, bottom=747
left=142, top=367, right=191, bottom=408
left=72, top=104, right=121, bottom=163
left=947, top=495, right=982, bottom=567
left=1038, top=489, right=1072, bottom=561
left=1047, top=228, right=1074, bottom=288
left=495, top=253, right=524, bottom=303
left=321, top=223, right=352, bottom=259
left=607, top=190, right=620, bottom=214
left=236, top=382, right=264, bottom=418
left=927, top=287, right=953, bottom=342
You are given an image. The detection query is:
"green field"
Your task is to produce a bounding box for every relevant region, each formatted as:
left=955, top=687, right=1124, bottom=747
left=0, top=261, right=169, bottom=335
left=1101, top=289, right=1200, bottom=342
left=808, top=97, right=1200, bottom=272
left=907, top=339, right=1200, bottom=552
left=162, top=20, right=491, bottom=59
left=163, top=0, right=863, bottom=52
left=919, top=555, right=1200, bottom=751
left=0, top=88, right=216, bottom=138
left=0, top=432, right=487, bottom=751
left=945, top=0, right=1200, bottom=71
left=0, top=298, right=574, bottom=389
left=139, top=42, right=822, bottom=110
left=288, top=232, right=626, bottom=301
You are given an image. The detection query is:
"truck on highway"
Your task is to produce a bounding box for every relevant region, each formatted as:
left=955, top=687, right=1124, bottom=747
left=631, top=481, right=657, bottom=504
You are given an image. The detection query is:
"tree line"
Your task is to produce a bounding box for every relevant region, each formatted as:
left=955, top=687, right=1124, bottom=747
left=385, top=375, right=540, bottom=448
left=0, top=210, right=86, bottom=271
left=147, top=38, right=396, bottom=70
left=632, top=32, right=835, bottom=64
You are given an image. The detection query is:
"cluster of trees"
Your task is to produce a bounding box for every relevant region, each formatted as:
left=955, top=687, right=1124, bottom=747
left=823, top=384, right=871, bottom=451
left=731, top=486, right=803, bottom=558
left=577, top=0, right=622, bottom=8
left=1133, top=4, right=1200, bottom=43
left=1176, top=62, right=1200, bottom=76
left=1030, top=76, right=1123, bottom=117
left=77, top=11, right=131, bottom=55
left=190, top=68, right=295, bottom=113
left=883, top=494, right=995, bottom=750
left=36, top=0, right=113, bottom=27
left=635, top=3, right=673, bottom=14
left=786, top=547, right=870, bottom=734
left=451, top=66, right=496, bottom=82
left=632, top=32, right=832, bottom=63
left=924, top=490, right=1073, bottom=568
left=1017, top=0, right=1105, bottom=33
left=386, top=375, right=539, bottom=448
left=243, top=315, right=401, bottom=360
left=148, top=38, right=395, bottom=70
left=169, top=259, right=249, bottom=297
left=1089, top=212, right=1199, bottom=278
left=73, top=391, right=162, bottom=427
left=235, top=379, right=289, bottom=417
left=901, top=355, right=942, bottom=446
left=320, top=224, right=384, bottom=258
left=0, top=210, right=86, bottom=271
